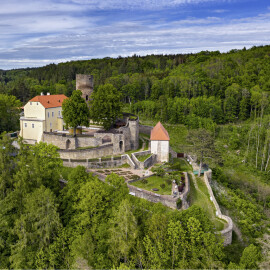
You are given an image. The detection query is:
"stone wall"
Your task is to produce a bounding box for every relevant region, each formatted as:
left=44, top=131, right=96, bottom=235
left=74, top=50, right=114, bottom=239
left=204, top=170, right=233, bottom=246
left=59, top=143, right=114, bottom=159
left=63, top=156, right=124, bottom=169
left=132, top=150, right=156, bottom=169
left=127, top=184, right=179, bottom=209
left=127, top=171, right=190, bottom=210
left=139, top=124, right=153, bottom=135
left=43, top=132, right=77, bottom=149
left=43, top=132, right=101, bottom=150
left=181, top=172, right=190, bottom=210
left=124, top=154, right=136, bottom=169
left=144, top=154, right=156, bottom=169
left=169, top=147, right=177, bottom=159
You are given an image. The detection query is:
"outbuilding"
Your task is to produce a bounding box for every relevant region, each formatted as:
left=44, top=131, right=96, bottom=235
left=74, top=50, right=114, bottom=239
left=150, top=121, right=170, bottom=162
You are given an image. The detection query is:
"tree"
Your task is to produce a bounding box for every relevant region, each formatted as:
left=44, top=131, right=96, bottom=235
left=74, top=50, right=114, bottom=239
left=187, top=129, right=219, bottom=176
left=0, top=94, right=21, bottom=133
left=90, top=84, right=122, bottom=130
left=10, top=186, right=62, bottom=269
left=239, top=244, right=261, bottom=269
left=62, top=90, right=90, bottom=135
left=108, top=199, right=138, bottom=264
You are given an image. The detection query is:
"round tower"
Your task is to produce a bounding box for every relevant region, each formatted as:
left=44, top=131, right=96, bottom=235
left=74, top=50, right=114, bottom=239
left=76, top=74, right=94, bottom=102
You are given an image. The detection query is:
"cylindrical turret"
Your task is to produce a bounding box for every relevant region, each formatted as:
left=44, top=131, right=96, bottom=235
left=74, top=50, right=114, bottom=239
left=76, top=74, right=94, bottom=102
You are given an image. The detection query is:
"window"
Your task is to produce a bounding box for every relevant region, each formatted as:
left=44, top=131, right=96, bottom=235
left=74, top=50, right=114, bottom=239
left=58, top=111, right=61, bottom=116
left=52, top=112, right=54, bottom=117
left=48, top=112, right=50, bottom=118
left=37, top=102, right=38, bottom=105
left=50, top=123, right=52, bottom=128
left=32, top=124, right=34, bottom=128
left=24, top=123, right=27, bottom=128
left=30, top=102, right=32, bottom=105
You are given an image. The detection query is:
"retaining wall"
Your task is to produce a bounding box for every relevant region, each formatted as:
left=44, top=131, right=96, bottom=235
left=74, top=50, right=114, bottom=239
left=132, top=150, right=154, bottom=169
left=139, top=124, right=153, bottom=135
left=204, top=170, right=233, bottom=246
left=127, top=171, right=190, bottom=210
left=59, top=143, right=113, bottom=159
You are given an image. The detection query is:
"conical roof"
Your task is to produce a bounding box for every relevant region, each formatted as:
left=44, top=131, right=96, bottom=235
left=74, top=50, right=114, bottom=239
left=150, top=121, right=170, bottom=141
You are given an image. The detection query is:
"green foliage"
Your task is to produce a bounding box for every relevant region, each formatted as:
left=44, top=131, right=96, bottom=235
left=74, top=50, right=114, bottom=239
left=0, top=94, right=21, bottom=133
left=176, top=198, right=182, bottom=208
left=62, top=90, right=90, bottom=134
left=90, top=84, right=123, bottom=130
left=160, top=183, right=166, bottom=189
left=187, top=129, right=219, bottom=173
left=152, top=167, right=165, bottom=177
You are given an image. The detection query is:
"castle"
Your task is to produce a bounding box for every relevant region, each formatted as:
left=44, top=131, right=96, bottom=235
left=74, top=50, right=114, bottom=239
left=20, top=74, right=140, bottom=160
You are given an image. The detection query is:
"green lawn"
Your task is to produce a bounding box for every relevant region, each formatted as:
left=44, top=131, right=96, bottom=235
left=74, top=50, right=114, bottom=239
left=170, top=158, right=193, bottom=172
left=189, top=174, right=226, bottom=231
left=132, top=175, right=171, bottom=195
left=137, top=154, right=151, bottom=162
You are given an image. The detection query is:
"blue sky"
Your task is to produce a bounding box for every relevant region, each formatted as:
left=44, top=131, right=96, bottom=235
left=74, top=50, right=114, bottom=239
left=0, top=0, right=270, bottom=70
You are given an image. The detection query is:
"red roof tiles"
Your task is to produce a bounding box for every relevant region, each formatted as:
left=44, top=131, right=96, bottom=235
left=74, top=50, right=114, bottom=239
left=150, top=121, right=170, bottom=141
left=30, top=94, right=68, bottom=108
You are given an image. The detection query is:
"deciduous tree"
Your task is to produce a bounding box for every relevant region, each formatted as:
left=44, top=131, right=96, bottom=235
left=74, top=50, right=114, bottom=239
left=62, top=90, right=90, bottom=135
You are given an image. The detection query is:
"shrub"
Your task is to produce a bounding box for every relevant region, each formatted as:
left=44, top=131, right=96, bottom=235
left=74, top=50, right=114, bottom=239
left=142, top=178, right=148, bottom=184
left=153, top=167, right=165, bottom=177
left=166, top=179, right=172, bottom=185
left=160, top=183, right=166, bottom=189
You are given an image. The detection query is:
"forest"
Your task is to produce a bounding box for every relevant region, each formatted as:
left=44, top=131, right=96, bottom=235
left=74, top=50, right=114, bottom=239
left=1, top=45, right=270, bottom=268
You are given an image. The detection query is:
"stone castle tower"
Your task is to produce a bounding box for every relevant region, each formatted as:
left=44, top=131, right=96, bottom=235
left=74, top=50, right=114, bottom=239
left=76, top=74, right=94, bottom=102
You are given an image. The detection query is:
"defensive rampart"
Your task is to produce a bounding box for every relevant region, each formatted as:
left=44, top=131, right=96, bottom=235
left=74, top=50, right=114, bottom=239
left=59, top=143, right=114, bottom=159
left=204, top=170, right=233, bottom=246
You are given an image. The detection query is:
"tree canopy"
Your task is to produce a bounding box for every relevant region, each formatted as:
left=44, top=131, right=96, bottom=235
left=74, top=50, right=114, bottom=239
left=90, top=84, right=123, bottom=130
left=0, top=94, right=21, bottom=133
left=62, top=90, right=90, bottom=134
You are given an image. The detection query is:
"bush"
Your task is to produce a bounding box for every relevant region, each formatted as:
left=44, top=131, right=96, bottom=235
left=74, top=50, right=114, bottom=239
left=166, top=179, right=172, bottom=185
left=160, top=183, right=166, bottom=189
left=142, top=178, right=148, bottom=184
left=153, top=167, right=165, bottom=177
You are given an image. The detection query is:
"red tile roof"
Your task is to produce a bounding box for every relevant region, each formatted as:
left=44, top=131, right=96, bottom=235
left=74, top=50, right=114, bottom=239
left=150, top=121, right=170, bottom=141
left=29, top=94, right=68, bottom=109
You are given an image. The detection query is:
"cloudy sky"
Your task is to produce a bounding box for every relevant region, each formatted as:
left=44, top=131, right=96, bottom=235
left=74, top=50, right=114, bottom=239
left=0, top=0, right=270, bottom=70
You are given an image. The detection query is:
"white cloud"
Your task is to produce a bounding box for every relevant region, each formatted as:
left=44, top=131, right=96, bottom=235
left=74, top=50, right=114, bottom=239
left=0, top=0, right=269, bottom=69
left=70, top=0, right=222, bottom=10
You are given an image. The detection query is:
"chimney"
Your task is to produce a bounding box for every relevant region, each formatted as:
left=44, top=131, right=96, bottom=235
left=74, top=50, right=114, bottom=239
left=47, top=92, right=50, bottom=95
left=41, top=92, right=44, bottom=96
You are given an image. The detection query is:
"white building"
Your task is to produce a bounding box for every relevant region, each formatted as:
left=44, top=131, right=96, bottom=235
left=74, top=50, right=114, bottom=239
left=20, top=93, right=68, bottom=143
left=150, top=121, right=170, bottom=162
